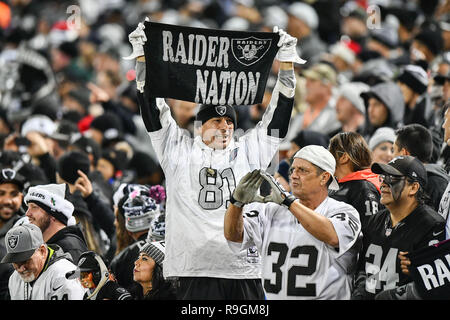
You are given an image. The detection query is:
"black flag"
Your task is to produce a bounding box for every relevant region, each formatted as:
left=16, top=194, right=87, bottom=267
left=408, top=239, right=450, bottom=299
left=143, top=21, right=280, bottom=105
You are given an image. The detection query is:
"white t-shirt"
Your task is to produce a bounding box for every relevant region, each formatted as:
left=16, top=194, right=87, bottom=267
left=149, top=80, right=295, bottom=279
left=230, top=197, right=362, bottom=299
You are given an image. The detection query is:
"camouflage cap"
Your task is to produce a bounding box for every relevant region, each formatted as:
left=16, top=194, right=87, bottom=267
left=302, top=63, right=337, bottom=86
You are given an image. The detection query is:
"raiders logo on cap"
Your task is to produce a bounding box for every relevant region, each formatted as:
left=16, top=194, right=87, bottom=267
left=215, top=106, right=227, bottom=116
left=2, top=168, right=16, bottom=180
left=7, top=235, right=19, bottom=249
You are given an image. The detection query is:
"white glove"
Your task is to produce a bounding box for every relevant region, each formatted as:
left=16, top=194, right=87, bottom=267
left=274, top=26, right=307, bottom=65
left=123, top=18, right=150, bottom=60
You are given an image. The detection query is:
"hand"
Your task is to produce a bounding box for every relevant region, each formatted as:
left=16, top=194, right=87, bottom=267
left=87, top=82, right=110, bottom=103
left=123, top=18, right=150, bottom=60
left=3, top=134, right=19, bottom=152
left=26, top=131, right=49, bottom=157
left=398, top=251, right=410, bottom=275
left=274, top=26, right=306, bottom=65
left=230, top=169, right=265, bottom=207
left=74, top=169, right=93, bottom=198
left=259, top=170, right=297, bottom=208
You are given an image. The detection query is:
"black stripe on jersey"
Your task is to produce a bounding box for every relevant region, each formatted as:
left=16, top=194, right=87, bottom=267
left=266, top=92, right=294, bottom=139
left=137, top=91, right=162, bottom=132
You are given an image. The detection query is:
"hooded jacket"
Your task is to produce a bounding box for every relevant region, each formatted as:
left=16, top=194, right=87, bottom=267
left=424, top=163, right=450, bottom=212
left=47, top=224, right=88, bottom=264
left=8, top=244, right=86, bottom=300
left=361, top=82, right=405, bottom=140
left=329, top=168, right=382, bottom=228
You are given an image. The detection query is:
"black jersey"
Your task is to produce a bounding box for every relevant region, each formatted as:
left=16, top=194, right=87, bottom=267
left=353, top=204, right=446, bottom=299
left=329, top=179, right=382, bottom=229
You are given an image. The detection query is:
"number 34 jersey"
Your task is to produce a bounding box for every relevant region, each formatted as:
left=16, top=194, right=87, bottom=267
left=355, top=204, right=446, bottom=296
left=231, top=197, right=362, bottom=299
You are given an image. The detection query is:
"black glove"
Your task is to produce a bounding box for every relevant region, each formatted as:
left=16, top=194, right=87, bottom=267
left=259, top=170, right=297, bottom=208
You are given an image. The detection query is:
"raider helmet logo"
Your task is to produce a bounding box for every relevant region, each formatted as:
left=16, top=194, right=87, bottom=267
left=215, top=106, right=227, bottom=116
left=232, top=37, right=272, bottom=66
left=7, top=235, right=19, bottom=249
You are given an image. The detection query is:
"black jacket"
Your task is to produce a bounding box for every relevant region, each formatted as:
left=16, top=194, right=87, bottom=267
left=328, top=169, right=382, bottom=229
left=0, top=213, right=25, bottom=300
left=424, top=163, right=450, bottom=212
left=46, top=224, right=88, bottom=264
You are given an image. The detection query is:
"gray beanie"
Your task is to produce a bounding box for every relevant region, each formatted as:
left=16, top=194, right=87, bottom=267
left=140, top=241, right=165, bottom=266
left=339, top=82, right=370, bottom=115
left=369, top=127, right=396, bottom=150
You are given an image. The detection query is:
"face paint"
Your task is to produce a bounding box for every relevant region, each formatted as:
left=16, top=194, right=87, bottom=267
left=380, top=175, right=406, bottom=201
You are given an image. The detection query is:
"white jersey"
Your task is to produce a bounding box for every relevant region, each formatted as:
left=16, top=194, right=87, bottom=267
left=231, top=197, right=362, bottom=299
left=9, top=256, right=86, bottom=300
left=148, top=79, right=294, bottom=279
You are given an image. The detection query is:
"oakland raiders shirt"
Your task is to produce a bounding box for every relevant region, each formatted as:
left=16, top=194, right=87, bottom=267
left=353, top=204, right=446, bottom=298
left=229, top=197, right=362, bottom=299
left=138, top=70, right=295, bottom=279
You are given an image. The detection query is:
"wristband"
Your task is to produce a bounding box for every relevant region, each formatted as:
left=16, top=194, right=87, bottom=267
left=282, top=194, right=297, bottom=208
left=230, top=195, right=244, bottom=208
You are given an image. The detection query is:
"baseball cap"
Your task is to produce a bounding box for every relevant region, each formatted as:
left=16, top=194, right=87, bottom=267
left=293, top=145, right=339, bottom=190
left=371, top=155, right=427, bottom=187
left=21, top=115, right=56, bottom=137
left=0, top=168, right=26, bottom=191
left=1, top=224, right=44, bottom=264
left=302, top=63, right=337, bottom=86
left=140, top=241, right=165, bottom=266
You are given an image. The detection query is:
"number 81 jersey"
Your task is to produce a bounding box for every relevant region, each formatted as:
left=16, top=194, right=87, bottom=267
left=232, top=197, right=362, bottom=299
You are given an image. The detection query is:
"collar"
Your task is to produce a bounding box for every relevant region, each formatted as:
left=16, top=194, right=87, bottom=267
left=338, top=168, right=381, bottom=192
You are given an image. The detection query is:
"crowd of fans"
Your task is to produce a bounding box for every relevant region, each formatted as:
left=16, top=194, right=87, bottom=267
left=0, top=0, right=449, bottom=300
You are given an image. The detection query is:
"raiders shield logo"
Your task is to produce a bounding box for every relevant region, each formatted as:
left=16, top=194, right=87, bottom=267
left=231, top=37, right=272, bottom=66
left=7, top=235, right=19, bottom=249
left=215, top=106, right=227, bottom=116
left=2, top=168, right=16, bottom=180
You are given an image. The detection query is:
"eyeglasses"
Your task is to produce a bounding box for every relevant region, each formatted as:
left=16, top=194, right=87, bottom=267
left=379, top=175, right=406, bottom=185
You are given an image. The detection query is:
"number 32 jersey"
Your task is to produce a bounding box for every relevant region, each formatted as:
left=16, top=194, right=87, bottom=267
left=231, top=197, right=362, bottom=299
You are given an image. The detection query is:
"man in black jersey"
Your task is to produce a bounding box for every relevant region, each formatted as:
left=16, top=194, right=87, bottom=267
left=351, top=155, right=445, bottom=299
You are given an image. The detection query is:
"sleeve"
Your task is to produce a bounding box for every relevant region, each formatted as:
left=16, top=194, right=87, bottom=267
left=328, top=205, right=362, bottom=258
left=37, top=152, right=56, bottom=183
left=137, top=73, right=192, bottom=171
left=241, top=70, right=295, bottom=170
left=226, top=203, right=268, bottom=255
left=84, top=192, right=116, bottom=239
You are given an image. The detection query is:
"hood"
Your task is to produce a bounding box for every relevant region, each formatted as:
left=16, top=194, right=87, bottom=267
left=47, top=243, right=75, bottom=266
left=338, top=168, right=381, bottom=192
left=424, top=163, right=450, bottom=182
left=361, top=81, right=405, bottom=124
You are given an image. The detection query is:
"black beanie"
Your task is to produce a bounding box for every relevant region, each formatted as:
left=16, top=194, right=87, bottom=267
left=397, top=65, right=429, bottom=95
left=57, top=151, right=90, bottom=184
left=415, top=29, right=443, bottom=56
left=90, top=112, right=123, bottom=141
left=195, top=105, right=237, bottom=128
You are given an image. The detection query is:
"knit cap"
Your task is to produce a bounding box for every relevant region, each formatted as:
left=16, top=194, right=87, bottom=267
left=140, top=241, right=165, bottom=266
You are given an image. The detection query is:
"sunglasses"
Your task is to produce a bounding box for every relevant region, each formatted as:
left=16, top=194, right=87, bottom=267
left=379, top=175, right=406, bottom=186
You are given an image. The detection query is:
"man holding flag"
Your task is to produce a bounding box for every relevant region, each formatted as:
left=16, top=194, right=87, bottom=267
left=125, top=18, right=305, bottom=299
